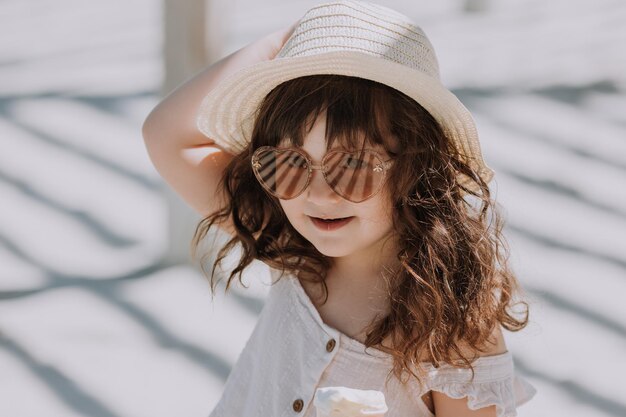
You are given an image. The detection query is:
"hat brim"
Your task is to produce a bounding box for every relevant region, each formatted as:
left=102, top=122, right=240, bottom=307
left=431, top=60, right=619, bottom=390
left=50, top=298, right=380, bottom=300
left=197, top=51, right=494, bottom=193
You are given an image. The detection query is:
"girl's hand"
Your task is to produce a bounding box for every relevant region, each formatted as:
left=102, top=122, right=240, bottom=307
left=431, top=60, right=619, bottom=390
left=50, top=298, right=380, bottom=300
left=250, top=20, right=299, bottom=61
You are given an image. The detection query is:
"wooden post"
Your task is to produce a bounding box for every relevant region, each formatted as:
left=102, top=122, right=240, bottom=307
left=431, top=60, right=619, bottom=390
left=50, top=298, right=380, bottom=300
left=161, top=0, right=224, bottom=264
left=463, top=0, right=491, bottom=13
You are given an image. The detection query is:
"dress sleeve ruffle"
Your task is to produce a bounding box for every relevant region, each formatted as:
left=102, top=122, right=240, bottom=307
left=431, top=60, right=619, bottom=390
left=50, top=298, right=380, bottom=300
left=424, top=352, right=537, bottom=417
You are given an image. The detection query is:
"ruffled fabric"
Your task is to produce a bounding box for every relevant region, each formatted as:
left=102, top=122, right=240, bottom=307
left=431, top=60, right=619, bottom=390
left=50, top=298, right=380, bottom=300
left=423, top=352, right=537, bottom=417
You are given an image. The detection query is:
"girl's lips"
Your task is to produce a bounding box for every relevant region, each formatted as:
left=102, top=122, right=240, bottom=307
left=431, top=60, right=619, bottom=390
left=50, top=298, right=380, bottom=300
left=309, top=216, right=355, bottom=231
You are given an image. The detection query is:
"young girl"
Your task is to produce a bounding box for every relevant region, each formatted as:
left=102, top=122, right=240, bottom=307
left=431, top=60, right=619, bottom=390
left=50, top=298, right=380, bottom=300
left=142, top=1, right=537, bottom=416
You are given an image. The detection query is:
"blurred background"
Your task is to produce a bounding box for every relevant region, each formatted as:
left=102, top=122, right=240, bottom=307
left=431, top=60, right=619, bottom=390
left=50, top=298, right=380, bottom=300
left=1, top=0, right=625, bottom=416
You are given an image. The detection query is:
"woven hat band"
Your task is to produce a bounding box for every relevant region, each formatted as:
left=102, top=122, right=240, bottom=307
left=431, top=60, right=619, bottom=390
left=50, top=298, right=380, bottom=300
left=277, top=1, right=440, bottom=80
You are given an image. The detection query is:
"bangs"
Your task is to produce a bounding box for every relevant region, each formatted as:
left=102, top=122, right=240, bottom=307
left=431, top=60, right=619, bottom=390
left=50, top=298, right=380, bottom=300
left=252, top=75, right=400, bottom=155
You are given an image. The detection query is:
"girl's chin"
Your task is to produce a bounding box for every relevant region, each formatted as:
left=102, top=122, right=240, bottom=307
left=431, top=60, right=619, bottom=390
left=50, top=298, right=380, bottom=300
left=308, top=238, right=359, bottom=257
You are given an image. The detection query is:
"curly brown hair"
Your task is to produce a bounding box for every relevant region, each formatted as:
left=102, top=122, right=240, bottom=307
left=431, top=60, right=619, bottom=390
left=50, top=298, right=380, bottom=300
left=190, top=74, right=530, bottom=389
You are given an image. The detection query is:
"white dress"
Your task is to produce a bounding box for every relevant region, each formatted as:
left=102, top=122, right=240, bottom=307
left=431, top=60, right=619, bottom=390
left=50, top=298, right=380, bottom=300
left=208, top=269, right=537, bottom=417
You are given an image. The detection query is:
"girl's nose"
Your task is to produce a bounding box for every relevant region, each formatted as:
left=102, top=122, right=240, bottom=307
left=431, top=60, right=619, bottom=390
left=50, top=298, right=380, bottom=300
left=305, top=169, right=342, bottom=204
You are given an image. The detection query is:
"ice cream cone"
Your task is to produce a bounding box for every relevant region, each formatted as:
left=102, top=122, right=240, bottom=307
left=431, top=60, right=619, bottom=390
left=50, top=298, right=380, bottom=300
left=314, top=386, right=388, bottom=417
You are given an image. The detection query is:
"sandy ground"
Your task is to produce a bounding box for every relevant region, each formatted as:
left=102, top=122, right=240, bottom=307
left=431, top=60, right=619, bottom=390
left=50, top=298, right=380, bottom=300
left=1, top=0, right=625, bottom=416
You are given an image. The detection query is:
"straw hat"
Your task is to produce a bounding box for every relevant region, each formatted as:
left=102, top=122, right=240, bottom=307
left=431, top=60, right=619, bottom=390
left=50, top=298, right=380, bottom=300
left=197, top=0, right=495, bottom=193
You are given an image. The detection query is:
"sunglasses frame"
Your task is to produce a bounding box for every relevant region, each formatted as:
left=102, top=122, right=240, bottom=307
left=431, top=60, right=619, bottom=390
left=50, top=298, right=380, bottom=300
left=251, top=145, right=394, bottom=203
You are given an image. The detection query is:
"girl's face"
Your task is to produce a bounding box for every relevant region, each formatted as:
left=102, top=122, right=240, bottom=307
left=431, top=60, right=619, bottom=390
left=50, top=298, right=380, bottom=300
left=278, top=111, right=398, bottom=262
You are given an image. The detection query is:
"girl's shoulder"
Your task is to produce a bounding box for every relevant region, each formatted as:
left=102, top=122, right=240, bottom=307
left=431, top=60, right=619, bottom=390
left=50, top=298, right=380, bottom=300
left=450, top=324, right=508, bottom=362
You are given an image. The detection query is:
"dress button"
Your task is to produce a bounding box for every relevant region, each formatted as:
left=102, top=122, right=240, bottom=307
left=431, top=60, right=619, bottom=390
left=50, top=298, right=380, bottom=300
left=326, top=338, right=336, bottom=352
left=293, top=398, right=304, bottom=412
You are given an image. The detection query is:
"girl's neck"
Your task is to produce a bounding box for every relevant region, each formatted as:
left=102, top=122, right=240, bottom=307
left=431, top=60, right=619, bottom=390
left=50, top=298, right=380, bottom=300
left=326, top=262, right=393, bottom=297
left=326, top=239, right=400, bottom=293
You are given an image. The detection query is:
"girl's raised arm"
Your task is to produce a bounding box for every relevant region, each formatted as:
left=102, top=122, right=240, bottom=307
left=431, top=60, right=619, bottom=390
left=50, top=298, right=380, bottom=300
left=141, top=23, right=297, bottom=235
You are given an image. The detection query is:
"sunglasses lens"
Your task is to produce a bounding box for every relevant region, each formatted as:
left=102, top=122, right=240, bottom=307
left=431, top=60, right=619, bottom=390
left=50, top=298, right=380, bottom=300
left=252, top=148, right=310, bottom=199
left=324, top=151, right=385, bottom=202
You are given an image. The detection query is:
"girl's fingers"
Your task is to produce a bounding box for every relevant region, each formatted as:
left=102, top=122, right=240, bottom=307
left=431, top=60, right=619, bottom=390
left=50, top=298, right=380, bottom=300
left=267, top=20, right=300, bottom=59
